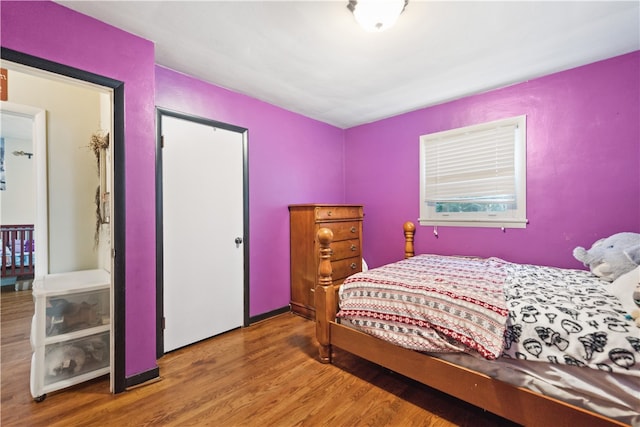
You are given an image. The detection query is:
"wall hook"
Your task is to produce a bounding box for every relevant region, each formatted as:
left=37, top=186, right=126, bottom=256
left=13, top=150, right=33, bottom=159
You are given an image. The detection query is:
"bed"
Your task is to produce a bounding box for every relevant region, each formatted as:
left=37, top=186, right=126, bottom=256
left=314, top=222, right=639, bottom=427
left=1, top=224, right=36, bottom=286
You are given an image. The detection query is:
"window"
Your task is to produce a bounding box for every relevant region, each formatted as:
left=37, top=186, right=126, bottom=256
left=419, top=115, right=527, bottom=228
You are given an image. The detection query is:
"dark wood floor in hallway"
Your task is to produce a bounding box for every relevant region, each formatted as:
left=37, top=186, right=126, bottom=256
left=1, top=288, right=517, bottom=426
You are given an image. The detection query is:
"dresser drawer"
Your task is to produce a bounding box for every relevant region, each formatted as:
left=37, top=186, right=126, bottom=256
left=315, top=206, right=363, bottom=221
left=320, top=221, right=361, bottom=241
left=331, top=239, right=360, bottom=261
left=331, top=257, right=361, bottom=281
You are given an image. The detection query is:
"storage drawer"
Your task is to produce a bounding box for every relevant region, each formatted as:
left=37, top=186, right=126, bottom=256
left=331, top=257, right=361, bottom=281
left=315, top=206, right=363, bottom=221
left=43, top=331, right=109, bottom=386
left=330, top=239, right=360, bottom=261
left=45, top=288, right=110, bottom=337
left=320, top=221, right=361, bottom=241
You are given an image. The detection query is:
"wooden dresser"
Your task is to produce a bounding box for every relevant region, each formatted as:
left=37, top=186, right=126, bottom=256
left=289, top=204, right=363, bottom=319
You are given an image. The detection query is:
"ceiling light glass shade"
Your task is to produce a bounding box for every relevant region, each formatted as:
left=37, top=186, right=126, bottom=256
left=348, top=0, right=408, bottom=32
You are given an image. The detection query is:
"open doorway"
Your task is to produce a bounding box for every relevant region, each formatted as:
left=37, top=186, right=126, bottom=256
left=1, top=48, right=126, bottom=393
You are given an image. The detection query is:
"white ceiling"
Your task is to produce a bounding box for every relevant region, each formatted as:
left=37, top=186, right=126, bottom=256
left=42, top=1, right=640, bottom=128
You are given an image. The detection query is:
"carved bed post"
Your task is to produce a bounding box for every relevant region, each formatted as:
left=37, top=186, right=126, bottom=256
left=403, top=221, right=416, bottom=259
left=315, top=227, right=335, bottom=363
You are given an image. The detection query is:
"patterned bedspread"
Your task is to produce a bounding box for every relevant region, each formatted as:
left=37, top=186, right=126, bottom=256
left=337, top=255, right=640, bottom=375
left=338, top=255, right=511, bottom=359
left=502, top=262, right=640, bottom=376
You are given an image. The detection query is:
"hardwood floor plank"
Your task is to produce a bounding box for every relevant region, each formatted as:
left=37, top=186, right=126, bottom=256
left=1, top=289, right=518, bottom=426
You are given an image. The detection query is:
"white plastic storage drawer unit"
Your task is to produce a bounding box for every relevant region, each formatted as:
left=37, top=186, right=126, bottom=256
left=30, top=269, right=111, bottom=401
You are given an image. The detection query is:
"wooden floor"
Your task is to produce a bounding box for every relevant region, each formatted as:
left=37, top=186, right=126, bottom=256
left=1, top=288, right=518, bottom=427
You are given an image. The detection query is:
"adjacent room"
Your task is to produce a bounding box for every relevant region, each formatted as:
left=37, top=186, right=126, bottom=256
left=1, top=1, right=638, bottom=426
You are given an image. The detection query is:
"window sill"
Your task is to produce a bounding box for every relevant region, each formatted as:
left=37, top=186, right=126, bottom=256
left=418, top=218, right=528, bottom=229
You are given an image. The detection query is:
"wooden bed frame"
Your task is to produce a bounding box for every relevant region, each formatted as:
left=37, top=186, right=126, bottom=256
left=314, top=222, right=627, bottom=427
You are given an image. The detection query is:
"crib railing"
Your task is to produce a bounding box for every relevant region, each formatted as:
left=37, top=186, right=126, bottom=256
left=1, top=224, right=35, bottom=279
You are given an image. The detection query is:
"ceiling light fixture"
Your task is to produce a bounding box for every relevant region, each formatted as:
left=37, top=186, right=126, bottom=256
left=347, top=0, right=408, bottom=32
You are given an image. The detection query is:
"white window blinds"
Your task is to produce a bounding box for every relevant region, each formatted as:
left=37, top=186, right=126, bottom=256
left=423, top=123, right=517, bottom=204
left=419, top=115, right=527, bottom=228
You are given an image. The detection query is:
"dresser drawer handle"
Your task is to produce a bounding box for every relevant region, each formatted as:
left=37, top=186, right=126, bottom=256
left=327, top=211, right=332, bottom=216
left=350, top=245, right=357, bottom=251
left=350, top=226, right=356, bottom=233
left=350, top=263, right=357, bottom=270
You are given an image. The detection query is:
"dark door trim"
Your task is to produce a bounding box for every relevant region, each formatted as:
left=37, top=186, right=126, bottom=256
left=1, top=47, right=127, bottom=393
left=155, top=107, right=250, bottom=358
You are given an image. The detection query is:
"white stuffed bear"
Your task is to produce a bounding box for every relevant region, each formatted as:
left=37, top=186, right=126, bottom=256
left=608, top=267, right=640, bottom=328
left=573, top=232, right=640, bottom=282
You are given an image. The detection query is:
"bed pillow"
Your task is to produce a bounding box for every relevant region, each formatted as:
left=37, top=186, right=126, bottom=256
left=609, top=266, right=640, bottom=315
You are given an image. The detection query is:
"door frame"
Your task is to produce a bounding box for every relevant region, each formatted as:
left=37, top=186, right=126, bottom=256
left=0, top=103, right=47, bottom=277
left=155, top=107, right=250, bottom=358
left=1, top=47, right=127, bottom=393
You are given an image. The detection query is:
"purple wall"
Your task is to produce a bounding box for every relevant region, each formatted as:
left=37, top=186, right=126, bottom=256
left=345, top=52, right=640, bottom=270
left=155, top=66, right=345, bottom=316
left=1, top=1, right=157, bottom=378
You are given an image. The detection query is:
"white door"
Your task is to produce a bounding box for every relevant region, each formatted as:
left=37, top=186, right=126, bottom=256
left=162, top=115, right=245, bottom=352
